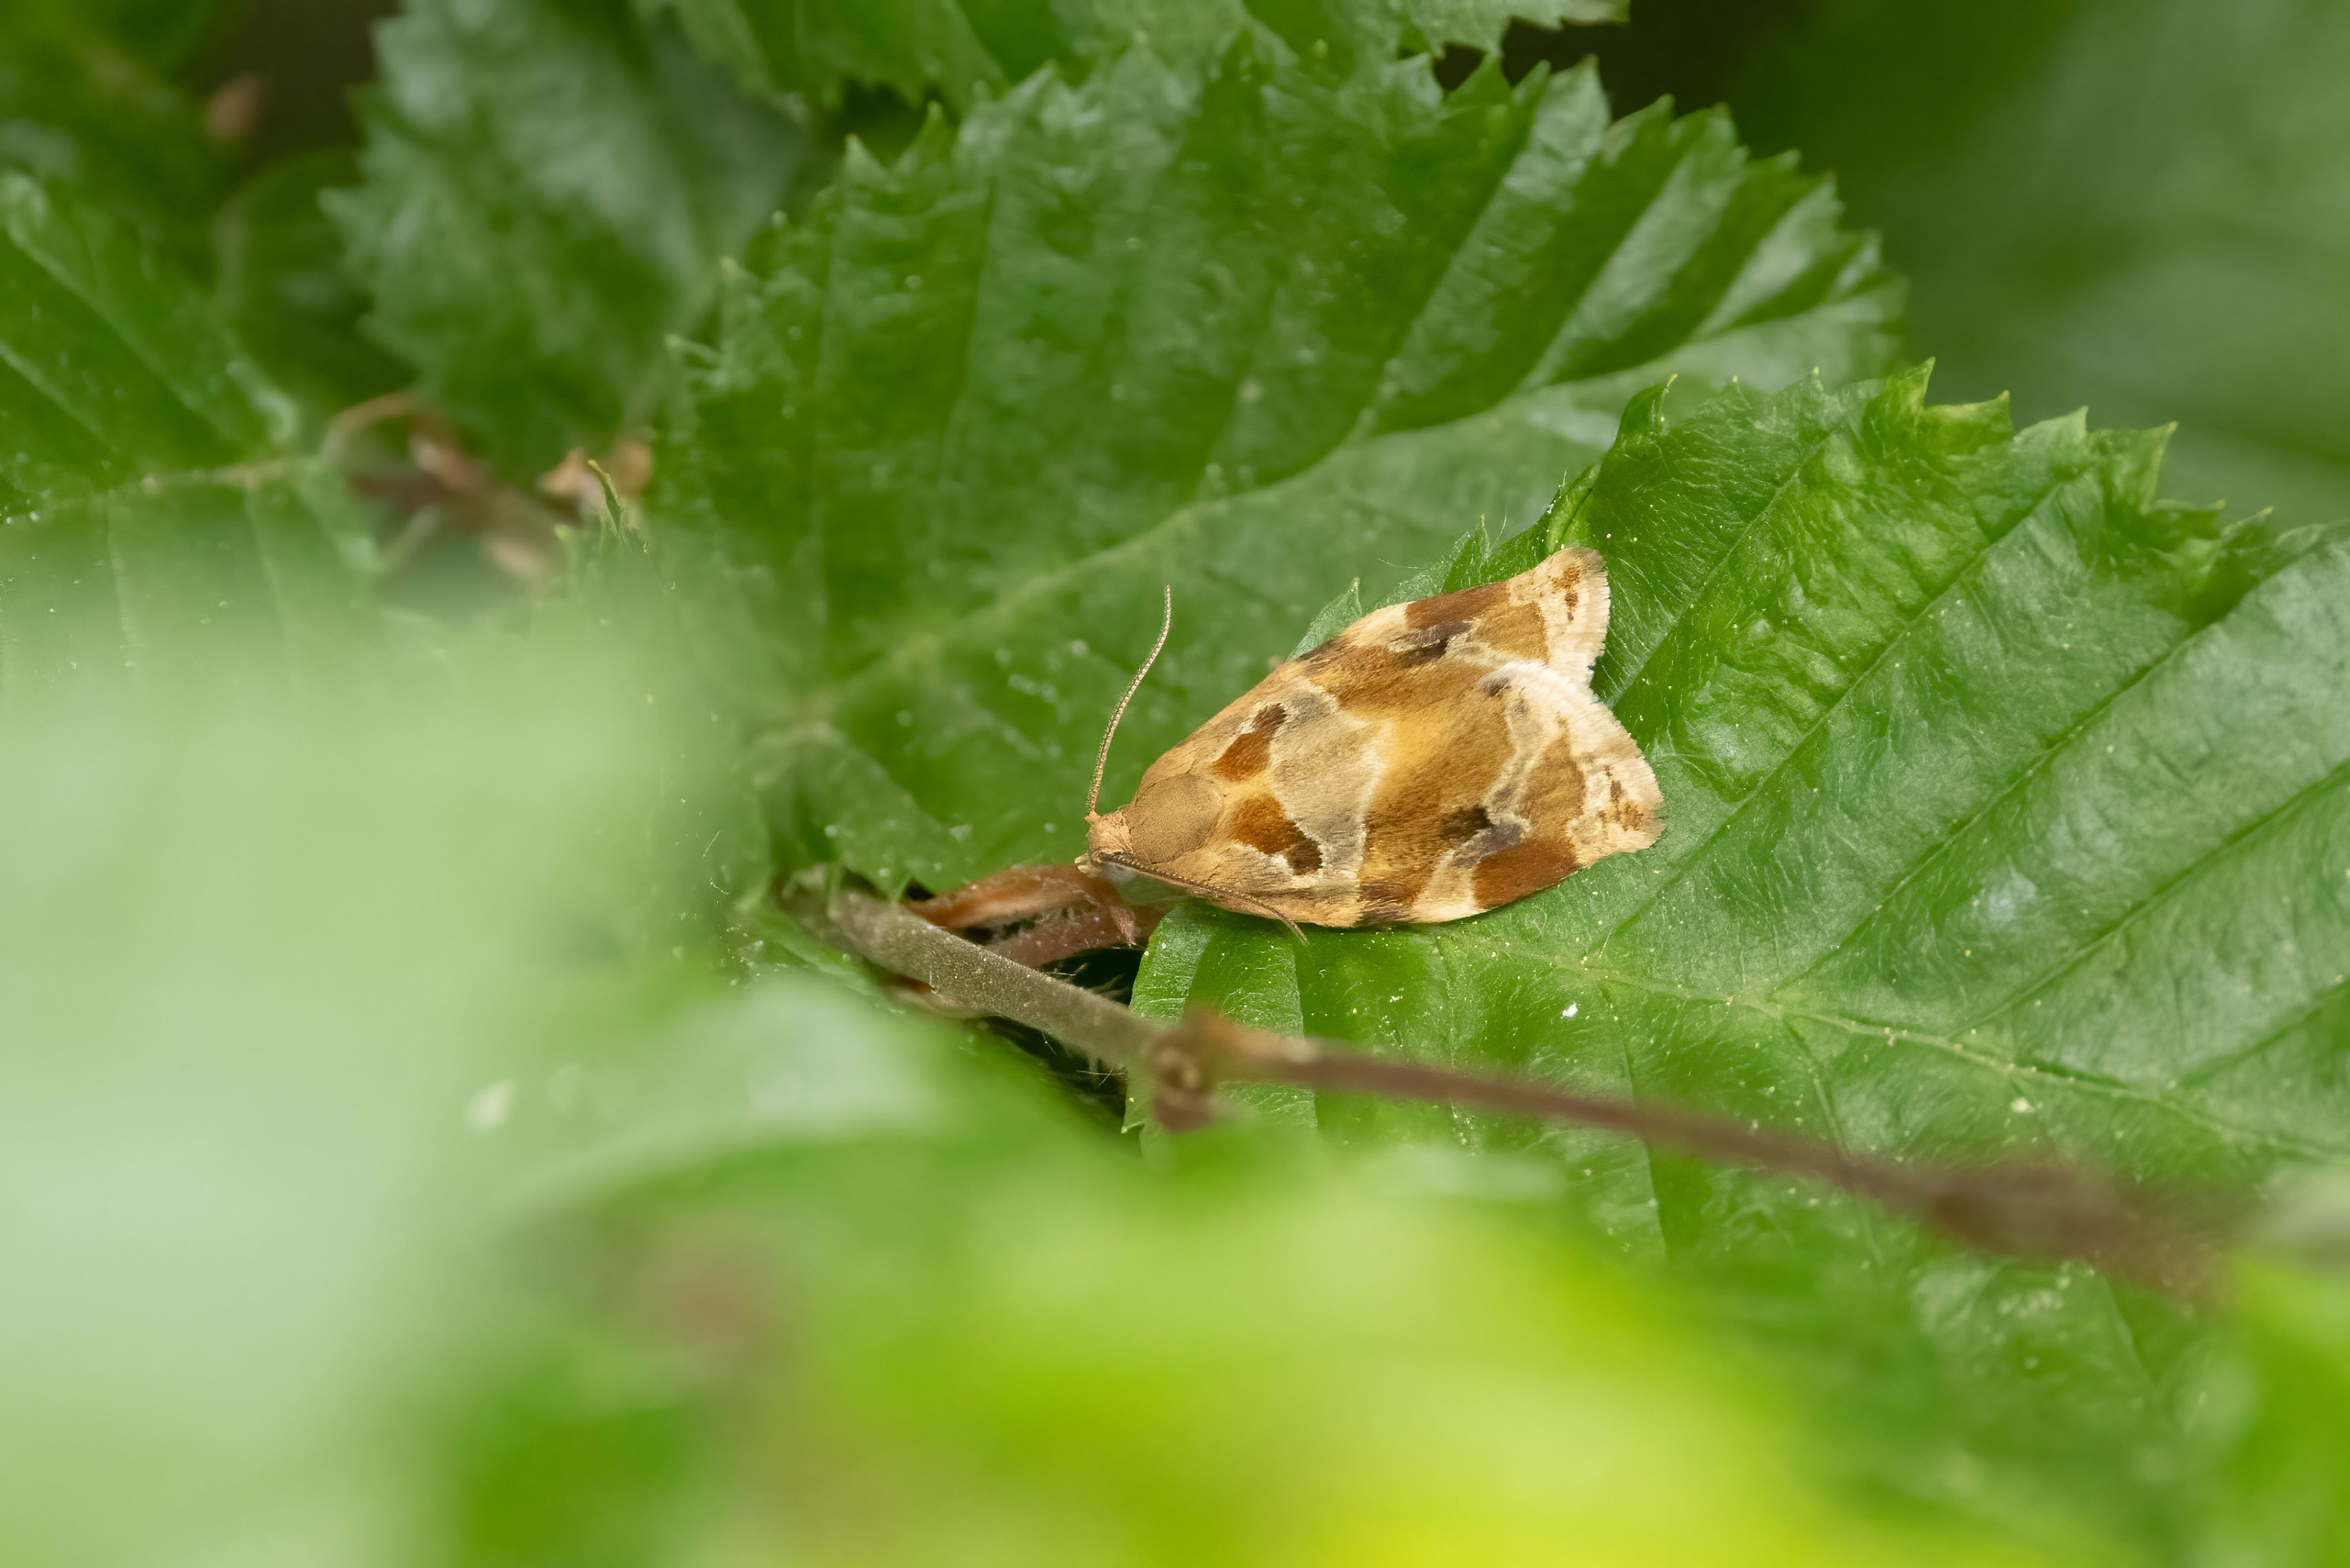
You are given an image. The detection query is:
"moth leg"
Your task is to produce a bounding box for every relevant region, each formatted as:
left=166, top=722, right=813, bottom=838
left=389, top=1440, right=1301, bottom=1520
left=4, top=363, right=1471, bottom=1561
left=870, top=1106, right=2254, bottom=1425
left=908, top=863, right=1160, bottom=964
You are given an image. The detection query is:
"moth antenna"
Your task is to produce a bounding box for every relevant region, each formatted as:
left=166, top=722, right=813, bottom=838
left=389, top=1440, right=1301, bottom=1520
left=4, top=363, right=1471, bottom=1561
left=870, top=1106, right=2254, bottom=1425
left=1086, top=584, right=1174, bottom=822
left=1101, top=854, right=1307, bottom=945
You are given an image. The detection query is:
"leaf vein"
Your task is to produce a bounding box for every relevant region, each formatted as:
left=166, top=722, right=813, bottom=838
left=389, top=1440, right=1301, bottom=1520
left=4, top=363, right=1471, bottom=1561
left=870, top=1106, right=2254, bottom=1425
left=1593, top=413, right=2055, bottom=949
left=1974, top=749, right=2350, bottom=1035
left=1467, top=940, right=2348, bottom=1160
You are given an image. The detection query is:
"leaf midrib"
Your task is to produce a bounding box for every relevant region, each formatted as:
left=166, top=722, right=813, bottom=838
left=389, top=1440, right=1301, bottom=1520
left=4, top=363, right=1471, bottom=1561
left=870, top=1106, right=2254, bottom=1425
left=795, top=82, right=1859, bottom=732
left=0, top=454, right=309, bottom=527
left=1446, top=933, right=2349, bottom=1161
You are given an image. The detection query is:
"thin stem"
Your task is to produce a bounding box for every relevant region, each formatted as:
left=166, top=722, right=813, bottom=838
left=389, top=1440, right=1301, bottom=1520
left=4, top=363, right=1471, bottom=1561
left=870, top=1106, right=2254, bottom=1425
left=797, top=886, right=2217, bottom=1299
left=785, top=885, right=1161, bottom=1074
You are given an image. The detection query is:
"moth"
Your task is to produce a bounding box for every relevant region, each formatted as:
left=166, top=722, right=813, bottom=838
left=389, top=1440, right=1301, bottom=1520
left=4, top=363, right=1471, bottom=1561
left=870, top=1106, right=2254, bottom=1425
left=1079, top=544, right=1660, bottom=933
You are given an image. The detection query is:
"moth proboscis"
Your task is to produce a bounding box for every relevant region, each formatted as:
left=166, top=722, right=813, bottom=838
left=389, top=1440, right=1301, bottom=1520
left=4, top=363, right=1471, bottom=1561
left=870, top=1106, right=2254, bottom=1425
left=1078, top=545, right=1661, bottom=935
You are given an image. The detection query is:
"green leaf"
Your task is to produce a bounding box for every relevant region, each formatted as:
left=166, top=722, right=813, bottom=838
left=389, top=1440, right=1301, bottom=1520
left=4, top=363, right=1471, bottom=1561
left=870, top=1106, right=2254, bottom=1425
left=0, top=171, right=373, bottom=694
left=0, top=12, right=227, bottom=252
left=0, top=574, right=759, bottom=1566
left=214, top=150, right=410, bottom=412
left=330, top=0, right=811, bottom=473
left=457, top=973, right=2055, bottom=1568
left=640, top=0, right=1627, bottom=109
left=635, top=0, right=1028, bottom=108
left=1389, top=0, right=1627, bottom=49
left=0, top=173, right=301, bottom=507
left=1714, top=0, right=2350, bottom=535
left=1133, top=365, right=2350, bottom=1544
left=2187, top=1259, right=2350, bottom=1566
left=656, top=33, right=1898, bottom=892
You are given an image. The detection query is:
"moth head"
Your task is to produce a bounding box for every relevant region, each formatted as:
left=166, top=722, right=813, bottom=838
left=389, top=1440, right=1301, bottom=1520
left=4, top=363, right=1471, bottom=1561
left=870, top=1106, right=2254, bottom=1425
left=1084, top=771, right=1219, bottom=875
left=1081, top=805, right=1132, bottom=871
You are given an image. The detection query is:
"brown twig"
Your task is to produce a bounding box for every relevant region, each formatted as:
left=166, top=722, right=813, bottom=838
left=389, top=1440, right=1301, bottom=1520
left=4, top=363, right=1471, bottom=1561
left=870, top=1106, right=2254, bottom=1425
left=791, top=885, right=2218, bottom=1298
left=1160, top=1012, right=2214, bottom=1299
left=787, top=883, right=1162, bottom=1073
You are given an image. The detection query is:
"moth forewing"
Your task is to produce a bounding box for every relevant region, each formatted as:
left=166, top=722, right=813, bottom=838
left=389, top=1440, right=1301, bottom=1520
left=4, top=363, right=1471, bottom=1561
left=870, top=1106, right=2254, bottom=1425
left=1083, top=545, right=1658, bottom=931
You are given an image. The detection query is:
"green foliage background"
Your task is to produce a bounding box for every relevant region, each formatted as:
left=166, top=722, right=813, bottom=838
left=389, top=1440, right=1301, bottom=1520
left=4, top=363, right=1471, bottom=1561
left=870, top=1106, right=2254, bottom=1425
left=5, top=1, right=2350, bottom=1564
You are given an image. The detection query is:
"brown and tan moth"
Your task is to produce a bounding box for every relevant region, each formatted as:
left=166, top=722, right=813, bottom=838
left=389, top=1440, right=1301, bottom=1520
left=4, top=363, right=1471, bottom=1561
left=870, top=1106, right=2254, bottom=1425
left=1079, top=544, right=1660, bottom=933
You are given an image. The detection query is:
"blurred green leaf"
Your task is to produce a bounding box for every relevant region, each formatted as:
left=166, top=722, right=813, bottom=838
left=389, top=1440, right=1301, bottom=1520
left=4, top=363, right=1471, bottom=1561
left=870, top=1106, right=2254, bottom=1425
left=0, top=10, right=227, bottom=251
left=330, top=0, right=812, bottom=473
left=638, top=0, right=1628, bottom=110
left=1132, top=366, right=2350, bottom=1545
left=446, top=972, right=2061, bottom=1568
left=1703, top=0, right=2350, bottom=534
left=215, top=149, right=409, bottom=411
left=58, top=0, right=221, bottom=70
left=0, top=465, right=381, bottom=699
left=656, top=32, right=1897, bottom=892
left=0, top=171, right=300, bottom=506
left=2187, top=1259, right=2350, bottom=1566
left=0, top=169, right=368, bottom=693
left=0, top=573, right=749, bottom=1565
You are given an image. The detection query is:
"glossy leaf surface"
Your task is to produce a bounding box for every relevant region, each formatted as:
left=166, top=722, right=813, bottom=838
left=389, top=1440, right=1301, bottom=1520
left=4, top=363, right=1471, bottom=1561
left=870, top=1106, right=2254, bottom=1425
left=331, top=0, right=808, bottom=471
left=1136, top=367, right=2350, bottom=1540
left=656, top=33, right=1899, bottom=893
left=643, top=0, right=1630, bottom=108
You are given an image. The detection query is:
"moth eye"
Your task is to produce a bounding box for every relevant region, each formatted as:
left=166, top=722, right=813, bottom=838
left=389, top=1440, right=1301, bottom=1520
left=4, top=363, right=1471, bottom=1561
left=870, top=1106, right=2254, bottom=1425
left=1127, top=773, right=1221, bottom=863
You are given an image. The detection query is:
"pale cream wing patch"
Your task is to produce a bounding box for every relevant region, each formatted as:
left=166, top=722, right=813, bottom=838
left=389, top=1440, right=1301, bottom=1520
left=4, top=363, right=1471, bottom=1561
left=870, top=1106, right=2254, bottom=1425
left=1524, top=544, right=1610, bottom=679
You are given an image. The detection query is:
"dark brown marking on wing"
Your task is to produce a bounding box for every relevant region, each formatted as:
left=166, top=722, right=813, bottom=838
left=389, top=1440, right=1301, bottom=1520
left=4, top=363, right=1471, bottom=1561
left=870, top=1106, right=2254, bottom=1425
left=1599, top=769, right=1654, bottom=838
left=1405, top=579, right=1505, bottom=631
left=1212, top=704, right=1287, bottom=781
left=1229, top=793, right=1297, bottom=854
left=1228, top=792, right=1320, bottom=878
left=1394, top=617, right=1471, bottom=665
left=1438, top=803, right=1492, bottom=844
left=1470, top=838, right=1578, bottom=909
left=1316, top=638, right=1488, bottom=717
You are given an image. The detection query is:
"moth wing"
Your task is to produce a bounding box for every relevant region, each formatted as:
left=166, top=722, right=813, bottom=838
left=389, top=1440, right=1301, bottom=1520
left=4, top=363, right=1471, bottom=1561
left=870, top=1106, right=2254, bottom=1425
left=1105, top=667, right=1373, bottom=926
left=1098, top=544, right=1652, bottom=930
left=1525, top=544, right=1610, bottom=678
left=1403, top=659, right=1661, bottom=922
